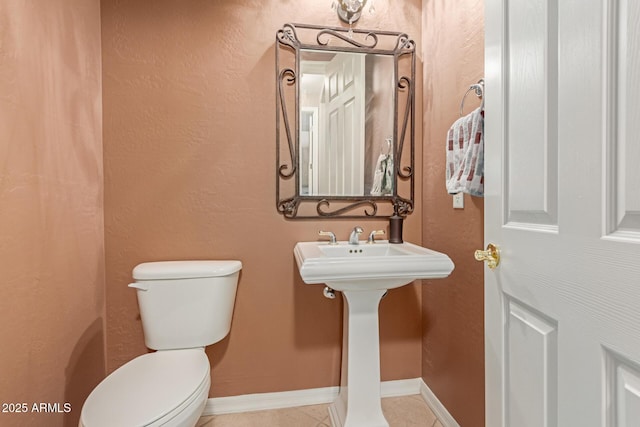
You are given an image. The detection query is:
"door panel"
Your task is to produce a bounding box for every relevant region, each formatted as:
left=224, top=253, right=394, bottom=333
left=320, top=53, right=365, bottom=196
left=505, top=298, right=558, bottom=427
left=607, top=0, right=640, bottom=237
left=605, top=348, right=640, bottom=426
left=506, top=0, right=558, bottom=228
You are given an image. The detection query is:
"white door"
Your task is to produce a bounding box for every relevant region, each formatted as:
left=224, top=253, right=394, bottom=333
left=300, top=107, right=319, bottom=195
left=484, top=0, right=640, bottom=426
left=319, top=52, right=365, bottom=196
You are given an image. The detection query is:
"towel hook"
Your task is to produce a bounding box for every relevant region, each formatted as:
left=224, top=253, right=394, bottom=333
left=381, top=137, right=392, bottom=156
left=459, top=79, right=485, bottom=116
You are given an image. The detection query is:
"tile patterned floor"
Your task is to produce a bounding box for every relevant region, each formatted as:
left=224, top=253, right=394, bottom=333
left=196, top=394, right=444, bottom=427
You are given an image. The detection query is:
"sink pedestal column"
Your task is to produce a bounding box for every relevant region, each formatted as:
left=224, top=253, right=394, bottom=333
left=328, top=288, right=389, bottom=427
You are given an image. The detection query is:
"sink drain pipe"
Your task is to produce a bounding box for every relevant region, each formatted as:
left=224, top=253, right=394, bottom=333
left=323, top=287, right=388, bottom=299
left=323, top=286, right=336, bottom=299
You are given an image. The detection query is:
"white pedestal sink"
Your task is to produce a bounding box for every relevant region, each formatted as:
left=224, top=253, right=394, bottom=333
left=294, top=240, right=454, bottom=427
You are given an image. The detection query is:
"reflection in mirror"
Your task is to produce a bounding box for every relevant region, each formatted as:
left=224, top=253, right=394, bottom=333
left=276, top=23, right=415, bottom=219
left=299, top=51, right=395, bottom=197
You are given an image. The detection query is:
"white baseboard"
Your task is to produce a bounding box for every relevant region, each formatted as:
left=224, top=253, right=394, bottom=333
left=203, top=378, right=422, bottom=416
left=203, top=385, right=338, bottom=415
left=419, top=380, right=461, bottom=427
left=203, top=377, right=459, bottom=427
left=381, top=377, right=423, bottom=396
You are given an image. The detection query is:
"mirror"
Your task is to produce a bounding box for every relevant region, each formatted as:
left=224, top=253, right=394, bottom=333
left=276, top=24, right=415, bottom=219
left=299, top=51, right=394, bottom=197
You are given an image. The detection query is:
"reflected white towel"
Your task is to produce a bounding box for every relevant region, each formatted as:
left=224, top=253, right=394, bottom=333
left=370, top=154, right=393, bottom=196
left=446, top=107, right=484, bottom=196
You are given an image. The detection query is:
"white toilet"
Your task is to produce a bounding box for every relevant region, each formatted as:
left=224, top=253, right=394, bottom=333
left=80, top=260, right=242, bottom=427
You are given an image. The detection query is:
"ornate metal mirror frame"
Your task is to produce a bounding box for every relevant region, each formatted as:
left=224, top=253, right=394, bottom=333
left=276, top=23, right=415, bottom=219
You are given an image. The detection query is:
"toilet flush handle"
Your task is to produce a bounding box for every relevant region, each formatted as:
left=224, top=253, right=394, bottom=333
left=128, top=282, right=149, bottom=291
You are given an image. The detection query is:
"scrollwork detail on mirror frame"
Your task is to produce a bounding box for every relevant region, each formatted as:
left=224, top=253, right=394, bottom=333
left=316, top=29, right=379, bottom=48
left=395, top=198, right=414, bottom=217
left=317, top=200, right=378, bottom=217
left=277, top=67, right=296, bottom=179
left=396, top=76, right=413, bottom=180
left=277, top=197, right=300, bottom=219
left=276, top=23, right=415, bottom=219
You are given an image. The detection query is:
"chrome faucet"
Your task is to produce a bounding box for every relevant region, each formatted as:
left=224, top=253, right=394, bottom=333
left=349, top=226, right=364, bottom=245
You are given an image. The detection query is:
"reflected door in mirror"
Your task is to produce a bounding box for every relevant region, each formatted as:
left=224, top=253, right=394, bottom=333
left=301, top=52, right=365, bottom=196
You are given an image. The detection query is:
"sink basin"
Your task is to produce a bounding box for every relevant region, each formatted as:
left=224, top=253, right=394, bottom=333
left=294, top=240, right=454, bottom=291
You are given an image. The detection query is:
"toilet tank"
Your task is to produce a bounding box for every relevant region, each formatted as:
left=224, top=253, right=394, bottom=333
left=129, top=260, right=242, bottom=351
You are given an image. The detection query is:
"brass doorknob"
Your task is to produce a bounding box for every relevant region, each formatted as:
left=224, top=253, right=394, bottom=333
left=474, top=243, right=500, bottom=269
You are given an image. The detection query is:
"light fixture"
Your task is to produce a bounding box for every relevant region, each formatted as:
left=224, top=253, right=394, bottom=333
left=332, top=0, right=375, bottom=24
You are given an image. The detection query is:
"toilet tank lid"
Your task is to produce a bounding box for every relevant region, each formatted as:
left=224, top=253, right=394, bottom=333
left=133, top=260, right=242, bottom=280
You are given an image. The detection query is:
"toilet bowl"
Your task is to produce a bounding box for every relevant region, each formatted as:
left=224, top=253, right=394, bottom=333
left=80, top=260, right=241, bottom=427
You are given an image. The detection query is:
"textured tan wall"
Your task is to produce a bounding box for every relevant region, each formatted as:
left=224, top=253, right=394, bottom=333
left=102, top=0, right=424, bottom=397
left=421, top=0, right=485, bottom=426
left=0, top=1, right=105, bottom=426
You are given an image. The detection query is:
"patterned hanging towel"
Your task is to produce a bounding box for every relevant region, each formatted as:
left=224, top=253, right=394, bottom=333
left=370, top=153, right=393, bottom=196
left=445, top=107, right=484, bottom=196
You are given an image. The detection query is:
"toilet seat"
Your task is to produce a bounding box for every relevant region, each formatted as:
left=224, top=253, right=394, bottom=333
left=80, top=348, right=210, bottom=427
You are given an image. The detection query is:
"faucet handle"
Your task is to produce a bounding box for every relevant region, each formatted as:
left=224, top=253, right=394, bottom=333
left=318, top=230, right=338, bottom=245
left=367, top=230, right=385, bottom=244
